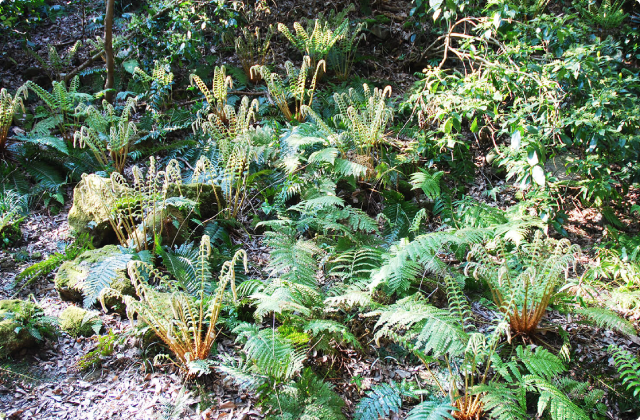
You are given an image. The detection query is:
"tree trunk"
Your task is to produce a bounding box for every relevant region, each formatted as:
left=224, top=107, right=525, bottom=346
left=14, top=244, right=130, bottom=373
left=104, top=0, right=115, bottom=103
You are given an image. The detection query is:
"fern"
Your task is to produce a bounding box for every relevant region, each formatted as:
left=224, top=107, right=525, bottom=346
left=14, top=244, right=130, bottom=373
left=575, top=0, right=628, bottom=29
left=123, top=237, right=247, bottom=373
left=405, top=398, right=456, bottom=420
left=84, top=252, right=133, bottom=308
left=524, top=376, right=590, bottom=420
left=370, top=294, right=468, bottom=357
left=575, top=306, right=636, bottom=336
left=410, top=169, right=444, bottom=201
left=28, top=40, right=82, bottom=81
left=0, top=86, right=27, bottom=153
left=252, top=56, right=325, bottom=122
left=354, top=382, right=404, bottom=420
left=233, top=323, right=306, bottom=382
left=278, top=14, right=349, bottom=65
left=466, top=230, right=580, bottom=335
left=74, top=98, right=138, bottom=174
left=235, top=26, right=274, bottom=83
left=25, top=76, right=93, bottom=142
left=609, top=345, right=640, bottom=400
left=264, top=229, right=320, bottom=288
left=264, top=369, right=346, bottom=420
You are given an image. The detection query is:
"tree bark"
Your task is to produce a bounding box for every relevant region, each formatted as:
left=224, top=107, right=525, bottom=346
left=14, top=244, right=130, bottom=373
left=104, top=0, right=115, bottom=103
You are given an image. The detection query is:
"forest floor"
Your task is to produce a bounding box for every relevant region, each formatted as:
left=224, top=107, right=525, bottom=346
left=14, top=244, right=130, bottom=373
left=1, top=0, right=640, bottom=419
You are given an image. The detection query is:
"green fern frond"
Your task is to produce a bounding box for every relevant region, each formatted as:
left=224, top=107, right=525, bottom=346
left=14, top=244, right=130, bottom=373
left=410, top=169, right=444, bottom=201
left=354, top=381, right=404, bottom=420
left=609, top=344, right=640, bottom=399
left=405, top=398, right=456, bottom=420
left=525, top=376, right=590, bottom=420
left=370, top=294, right=468, bottom=357
left=575, top=306, right=636, bottom=336
left=84, top=252, right=133, bottom=307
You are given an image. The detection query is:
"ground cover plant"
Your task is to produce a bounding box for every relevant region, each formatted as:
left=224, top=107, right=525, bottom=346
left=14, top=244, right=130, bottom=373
left=0, top=0, right=639, bottom=418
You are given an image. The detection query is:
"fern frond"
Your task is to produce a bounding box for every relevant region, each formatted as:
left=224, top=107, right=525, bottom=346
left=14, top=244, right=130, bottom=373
left=575, top=306, right=636, bottom=336
left=524, top=376, right=590, bottom=420
left=84, top=252, right=133, bottom=307
left=354, top=382, right=403, bottom=420
left=609, top=344, right=640, bottom=399
left=405, top=398, right=456, bottom=420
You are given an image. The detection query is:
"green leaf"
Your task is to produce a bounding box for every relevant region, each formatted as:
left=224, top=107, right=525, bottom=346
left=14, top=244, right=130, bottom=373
left=532, top=165, right=545, bottom=186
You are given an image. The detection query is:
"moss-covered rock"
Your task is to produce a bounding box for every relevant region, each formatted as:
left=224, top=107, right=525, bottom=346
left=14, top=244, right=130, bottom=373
left=165, top=183, right=223, bottom=220
left=59, top=306, right=101, bottom=338
left=68, top=174, right=127, bottom=246
left=54, top=245, right=134, bottom=312
left=0, top=300, right=42, bottom=358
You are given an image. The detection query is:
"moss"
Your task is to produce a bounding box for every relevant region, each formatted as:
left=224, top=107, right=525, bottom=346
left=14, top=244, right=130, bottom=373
left=59, top=306, right=100, bottom=338
left=0, top=300, right=41, bottom=358
left=68, top=174, right=124, bottom=246
left=165, top=183, right=223, bottom=221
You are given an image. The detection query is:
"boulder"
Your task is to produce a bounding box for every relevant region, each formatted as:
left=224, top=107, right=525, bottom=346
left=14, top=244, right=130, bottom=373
left=59, top=306, right=101, bottom=338
left=68, top=174, right=123, bottom=246
left=0, top=300, right=42, bottom=357
left=54, top=245, right=135, bottom=312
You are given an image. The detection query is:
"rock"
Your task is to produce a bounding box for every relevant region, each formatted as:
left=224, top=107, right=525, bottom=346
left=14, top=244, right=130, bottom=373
left=54, top=245, right=134, bottom=312
left=59, top=306, right=101, bottom=338
left=0, top=300, right=43, bottom=358
left=68, top=174, right=124, bottom=246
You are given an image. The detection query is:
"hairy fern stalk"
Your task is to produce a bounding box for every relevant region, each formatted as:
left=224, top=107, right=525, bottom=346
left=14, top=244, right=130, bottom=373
left=123, top=236, right=247, bottom=373
left=252, top=56, right=325, bottom=122
left=466, top=230, right=579, bottom=335
left=74, top=98, right=138, bottom=174
left=0, top=87, right=27, bottom=154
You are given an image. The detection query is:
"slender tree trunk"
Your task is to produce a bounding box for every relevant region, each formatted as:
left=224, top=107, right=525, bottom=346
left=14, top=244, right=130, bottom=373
left=104, top=0, right=115, bottom=103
